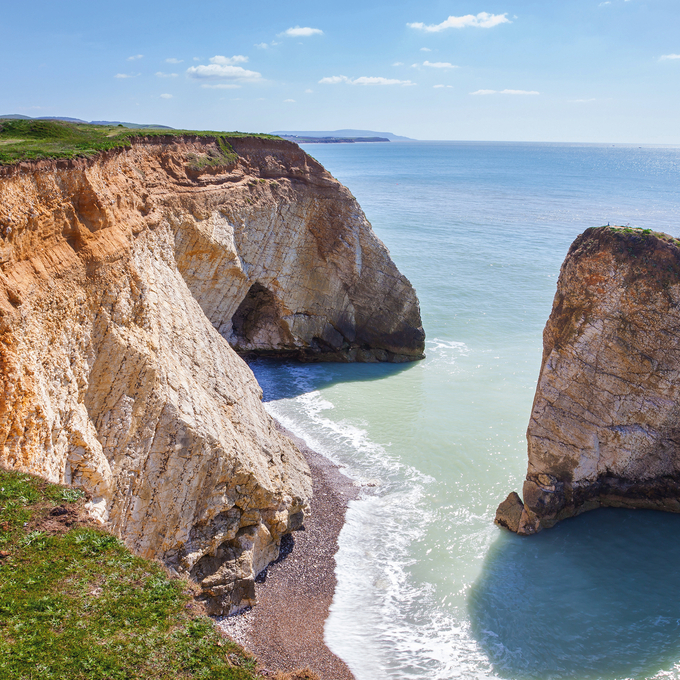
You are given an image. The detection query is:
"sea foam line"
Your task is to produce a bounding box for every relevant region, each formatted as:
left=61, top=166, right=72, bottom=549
left=257, top=361, right=499, bottom=679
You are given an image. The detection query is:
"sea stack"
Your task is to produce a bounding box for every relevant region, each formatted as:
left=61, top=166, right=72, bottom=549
left=496, top=226, right=680, bottom=534
left=0, top=134, right=424, bottom=612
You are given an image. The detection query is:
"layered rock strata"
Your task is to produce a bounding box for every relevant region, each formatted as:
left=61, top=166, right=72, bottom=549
left=497, top=227, right=680, bottom=534
left=0, top=135, right=424, bottom=612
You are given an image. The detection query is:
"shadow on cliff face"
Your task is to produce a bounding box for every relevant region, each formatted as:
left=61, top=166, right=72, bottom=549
left=468, top=508, right=680, bottom=680
left=248, top=358, right=414, bottom=401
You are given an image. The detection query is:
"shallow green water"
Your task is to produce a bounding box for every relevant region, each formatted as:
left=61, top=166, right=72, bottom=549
left=252, top=142, right=680, bottom=679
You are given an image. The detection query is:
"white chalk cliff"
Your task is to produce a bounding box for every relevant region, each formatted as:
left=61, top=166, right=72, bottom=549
left=0, top=135, right=424, bottom=612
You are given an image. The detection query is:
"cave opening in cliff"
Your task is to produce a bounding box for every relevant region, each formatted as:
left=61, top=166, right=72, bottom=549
left=230, top=282, right=292, bottom=351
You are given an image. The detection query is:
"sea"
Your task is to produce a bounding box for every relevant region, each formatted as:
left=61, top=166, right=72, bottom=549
left=250, top=141, right=680, bottom=680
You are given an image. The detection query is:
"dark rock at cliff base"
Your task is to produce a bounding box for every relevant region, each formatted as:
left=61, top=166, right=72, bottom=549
left=498, top=226, right=680, bottom=534
left=495, top=492, right=525, bottom=533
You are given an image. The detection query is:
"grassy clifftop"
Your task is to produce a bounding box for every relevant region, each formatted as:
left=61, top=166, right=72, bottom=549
left=0, top=466, right=262, bottom=680
left=0, top=118, right=280, bottom=165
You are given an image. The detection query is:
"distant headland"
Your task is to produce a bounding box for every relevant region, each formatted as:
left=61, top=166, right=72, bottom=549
left=270, top=129, right=415, bottom=142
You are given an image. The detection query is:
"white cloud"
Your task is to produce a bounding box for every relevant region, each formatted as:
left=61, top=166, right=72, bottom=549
left=160, top=93, right=173, bottom=99
left=209, top=55, right=248, bottom=65
left=319, top=75, right=348, bottom=84
left=393, top=61, right=404, bottom=66
left=408, top=12, right=510, bottom=32
left=201, top=83, right=242, bottom=89
left=156, top=71, right=178, bottom=78
left=127, top=54, right=144, bottom=61
left=255, top=42, right=269, bottom=49
left=115, top=73, right=138, bottom=79
left=599, top=1, right=611, bottom=5
left=420, top=47, right=432, bottom=52
left=284, top=99, right=296, bottom=102
left=470, top=88, right=539, bottom=95
left=283, top=26, right=323, bottom=37
left=187, top=55, right=261, bottom=82
left=423, top=60, right=458, bottom=69
left=165, top=58, right=183, bottom=63
left=434, top=84, right=453, bottom=88
left=305, top=89, right=313, bottom=93
left=319, top=75, right=415, bottom=86
left=660, top=54, right=680, bottom=61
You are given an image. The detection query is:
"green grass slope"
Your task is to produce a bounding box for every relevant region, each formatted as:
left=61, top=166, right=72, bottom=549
left=0, top=467, right=263, bottom=680
left=0, top=118, right=280, bottom=165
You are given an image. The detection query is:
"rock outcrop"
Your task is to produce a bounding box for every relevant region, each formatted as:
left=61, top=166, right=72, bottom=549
left=0, top=135, right=424, bottom=612
left=497, top=226, right=680, bottom=534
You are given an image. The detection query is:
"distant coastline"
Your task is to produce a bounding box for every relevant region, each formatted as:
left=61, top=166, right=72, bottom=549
left=271, top=129, right=415, bottom=142
left=279, top=134, right=390, bottom=144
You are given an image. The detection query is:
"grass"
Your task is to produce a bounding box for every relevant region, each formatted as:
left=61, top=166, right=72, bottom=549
left=606, top=224, right=680, bottom=246
left=0, top=466, right=264, bottom=680
left=0, top=118, right=281, bottom=166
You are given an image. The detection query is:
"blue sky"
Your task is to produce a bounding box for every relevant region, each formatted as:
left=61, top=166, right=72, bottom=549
left=2, top=0, right=679, bottom=142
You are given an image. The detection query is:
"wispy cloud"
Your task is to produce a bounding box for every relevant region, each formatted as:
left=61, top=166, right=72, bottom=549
left=305, top=89, right=313, bottom=93
left=187, top=55, right=262, bottom=82
left=319, top=75, right=415, bottom=85
left=127, top=54, right=144, bottom=61
left=393, top=61, right=404, bottom=66
left=423, top=60, right=458, bottom=69
left=470, top=88, right=539, bottom=95
left=284, top=99, right=296, bottom=102
left=160, top=93, right=173, bottom=99
left=210, top=55, right=248, bottom=65
left=434, top=84, right=453, bottom=88
left=155, top=72, right=178, bottom=78
left=282, top=26, right=323, bottom=37
left=408, top=12, right=510, bottom=32
left=255, top=42, right=269, bottom=49
left=165, top=58, right=183, bottom=64
left=569, top=98, right=597, bottom=102
left=660, top=54, right=680, bottom=60
left=420, top=47, right=432, bottom=52
left=599, top=1, right=611, bottom=5
left=201, top=83, right=242, bottom=89
left=114, top=73, right=139, bottom=79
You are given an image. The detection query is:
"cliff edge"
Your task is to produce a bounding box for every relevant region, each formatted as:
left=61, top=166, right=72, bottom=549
left=0, top=134, right=424, bottom=612
left=496, top=226, right=680, bottom=534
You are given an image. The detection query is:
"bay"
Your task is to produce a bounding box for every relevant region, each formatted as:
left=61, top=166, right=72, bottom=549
left=252, top=141, right=680, bottom=680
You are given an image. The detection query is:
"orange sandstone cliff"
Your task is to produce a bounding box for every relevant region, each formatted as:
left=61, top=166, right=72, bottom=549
left=496, top=227, right=680, bottom=534
left=0, top=135, right=424, bottom=613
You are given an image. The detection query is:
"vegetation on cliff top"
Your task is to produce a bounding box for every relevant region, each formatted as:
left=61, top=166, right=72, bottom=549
left=0, top=118, right=280, bottom=165
left=0, top=466, right=263, bottom=680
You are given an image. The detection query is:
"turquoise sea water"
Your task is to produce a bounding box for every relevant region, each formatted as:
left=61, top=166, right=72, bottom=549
left=252, top=142, right=680, bottom=680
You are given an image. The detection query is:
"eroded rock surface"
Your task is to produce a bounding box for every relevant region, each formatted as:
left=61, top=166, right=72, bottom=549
left=0, top=135, right=424, bottom=612
left=497, top=226, right=680, bottom=534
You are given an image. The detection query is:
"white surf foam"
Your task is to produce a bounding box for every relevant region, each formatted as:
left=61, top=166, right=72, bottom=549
left=256, top=361, right=502, bottom=680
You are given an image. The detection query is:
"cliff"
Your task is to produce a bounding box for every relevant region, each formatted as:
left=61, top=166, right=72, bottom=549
left=0, top=135, right=424, bottom=613
left=496, top=226, right=680, bottom=534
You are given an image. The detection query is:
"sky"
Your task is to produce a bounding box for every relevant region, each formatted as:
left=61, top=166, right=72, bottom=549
left=2, top=0, right=679, bottom=143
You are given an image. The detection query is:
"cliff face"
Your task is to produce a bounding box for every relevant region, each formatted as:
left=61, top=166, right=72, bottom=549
left=0, top=136, right=424, bottom=612
left=496, top=227, right=680, bottom=535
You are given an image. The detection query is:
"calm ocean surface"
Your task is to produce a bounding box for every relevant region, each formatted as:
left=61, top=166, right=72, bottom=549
left=252, top=141, right=680, bottom=680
